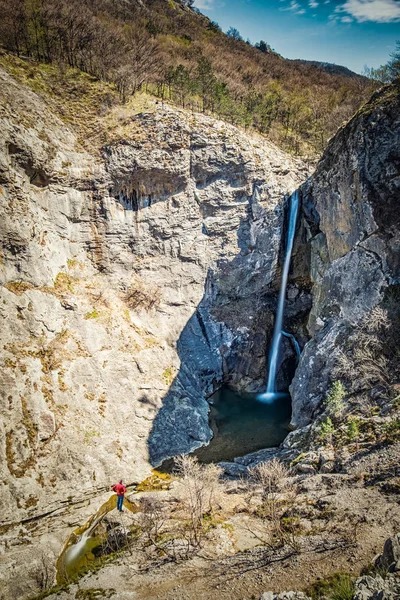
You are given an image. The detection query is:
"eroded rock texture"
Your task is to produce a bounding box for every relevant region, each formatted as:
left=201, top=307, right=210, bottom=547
left=291, top=83, right=400, bottom=427
left=0, top=65, right=307, bottom=540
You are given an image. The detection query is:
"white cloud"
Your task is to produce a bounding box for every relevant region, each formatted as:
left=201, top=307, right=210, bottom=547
left=280, top=0, right=307, bottom=12
left=309, top=0, right=319, bottom=6
left=195, top=0, right=216, bottom=9
left=341, top=15, right=354, bottom=20
left=336, top=0, right=400, bottom=22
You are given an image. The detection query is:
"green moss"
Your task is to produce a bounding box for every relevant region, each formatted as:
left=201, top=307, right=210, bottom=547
left=75, top=590, right=116, bottom=599
left=162, top=366, right=175, bottom=386
left=83, top=429, right=100, bottom=445
left=85, top=309, right=100, bottom=320
left=291, top=452, right=307, bottom=466
left=54, top=272, right=75, bottom=293
left=136, top=470, right=172, bottom=492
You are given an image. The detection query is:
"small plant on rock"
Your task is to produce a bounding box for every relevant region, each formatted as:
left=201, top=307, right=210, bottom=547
left=305, top=572, right=354, bottom=600
left=325, top=381, right=346, bottom=418
left=346, top=416, right=361, bottom=442
left=318, top=417, right=335, bottom=445
left=383, top=418, right=400, bottom=443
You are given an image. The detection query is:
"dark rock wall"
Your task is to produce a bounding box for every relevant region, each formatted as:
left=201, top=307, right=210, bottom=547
left=290, top=82, right=400, bottom=427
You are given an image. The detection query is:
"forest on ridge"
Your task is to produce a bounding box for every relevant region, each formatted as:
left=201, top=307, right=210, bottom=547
left=0, top=0, right=378, bottom=157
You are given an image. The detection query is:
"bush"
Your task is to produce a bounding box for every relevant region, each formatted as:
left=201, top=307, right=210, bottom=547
left=124, top=279, right=160, bottom=311
left=346, top=416, right=361, bottom=442
left=318, top=417, right=335, bottom=444
left=248, top=459, right=298, bottom=549
left=305, top=572, right=354, bottom=600
left=383, top=418, right=400, bottom=442
left=326, top=381, right=346, bottom=418
left=174, top=455, right=222, bottom=549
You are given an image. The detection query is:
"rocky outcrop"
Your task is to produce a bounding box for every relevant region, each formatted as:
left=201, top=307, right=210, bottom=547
left=290, top=83, right=400, bottom=427
left=375, top=533, right=400, bottom=572
left=0, top=64, right=307, bottom=550
left=354, top=575, right=400, bottom=600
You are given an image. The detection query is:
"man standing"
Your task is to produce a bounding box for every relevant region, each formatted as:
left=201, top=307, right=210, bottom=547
left=112, top=480, right=127, bottom=512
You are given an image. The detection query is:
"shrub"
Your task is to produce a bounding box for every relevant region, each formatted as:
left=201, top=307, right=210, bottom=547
left=346, top=416, right=361, bottom=442
left=383, top=418, right=400, bottom=442
left=305, top=572, right=354, bottom=600
left=334, top=300, right=400, bottom=397
left=326, top=381, right=346, bottom=418
left=318, top=417, right=335, bottom=444
left=124, top=279, right=160, bottom=311
left=248, top=458, right=298, bottom=549
left=174, top=455, right=222, bottom=549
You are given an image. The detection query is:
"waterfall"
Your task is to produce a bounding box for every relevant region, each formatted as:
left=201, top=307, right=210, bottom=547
left=282, top=330, right=301, bottom=358
left=258, top=190, right=299, bottom=403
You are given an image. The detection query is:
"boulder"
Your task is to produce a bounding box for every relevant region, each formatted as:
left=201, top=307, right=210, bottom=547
left=375, top=533, right=400, bottom=572
left=354, top=575, right=400, bottom=600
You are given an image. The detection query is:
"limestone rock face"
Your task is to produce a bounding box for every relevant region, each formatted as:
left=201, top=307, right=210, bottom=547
left=290, top=83, right=400, bottom=427
left=354, top=575, right=400, bottom=600
left=0, top=65, right=307, bottom=544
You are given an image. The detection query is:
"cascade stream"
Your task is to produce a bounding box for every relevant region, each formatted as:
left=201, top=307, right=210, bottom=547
left=258, top=190, right=299, bottom=403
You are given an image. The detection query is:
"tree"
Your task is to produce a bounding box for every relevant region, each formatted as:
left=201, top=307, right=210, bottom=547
left=207, top=20, right=221, bottom=32
left=171, top=64, right=192, bottom=108
left=226, top=27, right=243, bottom=41
left=196, top=56, right=216, bottom=112
left=363, top=41, right=400, bottom=84
left=388, top=41, right=400, bottom=80
left=255, top=40, right=270, bottom=54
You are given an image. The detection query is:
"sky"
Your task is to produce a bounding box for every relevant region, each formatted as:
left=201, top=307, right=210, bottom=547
left=194, top=0, right=400, bottom=74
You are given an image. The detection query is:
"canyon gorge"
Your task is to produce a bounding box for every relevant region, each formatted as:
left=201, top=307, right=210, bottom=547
left=0, top=59, right=399, bottom=600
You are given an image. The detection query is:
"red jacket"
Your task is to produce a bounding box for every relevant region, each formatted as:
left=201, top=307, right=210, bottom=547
left=112, top=483, right=126, bottom=496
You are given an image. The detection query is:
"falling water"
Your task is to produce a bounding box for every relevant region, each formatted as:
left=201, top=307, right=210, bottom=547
left=258, top=190, right=299, bottom=404
left=282, top=330, right=301, bottom=358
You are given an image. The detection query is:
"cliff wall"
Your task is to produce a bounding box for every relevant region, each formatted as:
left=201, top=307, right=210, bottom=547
left=291, top=83, right=400, bottom=427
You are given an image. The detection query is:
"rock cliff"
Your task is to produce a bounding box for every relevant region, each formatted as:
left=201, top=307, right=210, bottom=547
left=0, top=65, right=306, bottom=530
left=290, top=82, right=400, bottom=427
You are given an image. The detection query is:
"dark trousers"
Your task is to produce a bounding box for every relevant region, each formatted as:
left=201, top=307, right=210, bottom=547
left=117, top=495, right=124, bottom=511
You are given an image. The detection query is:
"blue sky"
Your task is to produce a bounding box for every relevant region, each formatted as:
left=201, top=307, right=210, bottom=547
left=194, top=0, right=400, bottom=73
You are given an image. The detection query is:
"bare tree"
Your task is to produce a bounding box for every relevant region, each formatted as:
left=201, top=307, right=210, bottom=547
left=248, top=459, right=298, bottom=550
left=174, top=455, right=222, bottom=550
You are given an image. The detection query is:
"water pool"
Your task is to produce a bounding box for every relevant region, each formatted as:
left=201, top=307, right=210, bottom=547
left=194, top=386, right=292, bottom=463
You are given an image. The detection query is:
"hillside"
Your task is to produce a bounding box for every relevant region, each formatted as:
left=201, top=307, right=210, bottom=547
left=290, top=59, right=367, bottom=79
left=0, top=0, right=375, bottom=158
